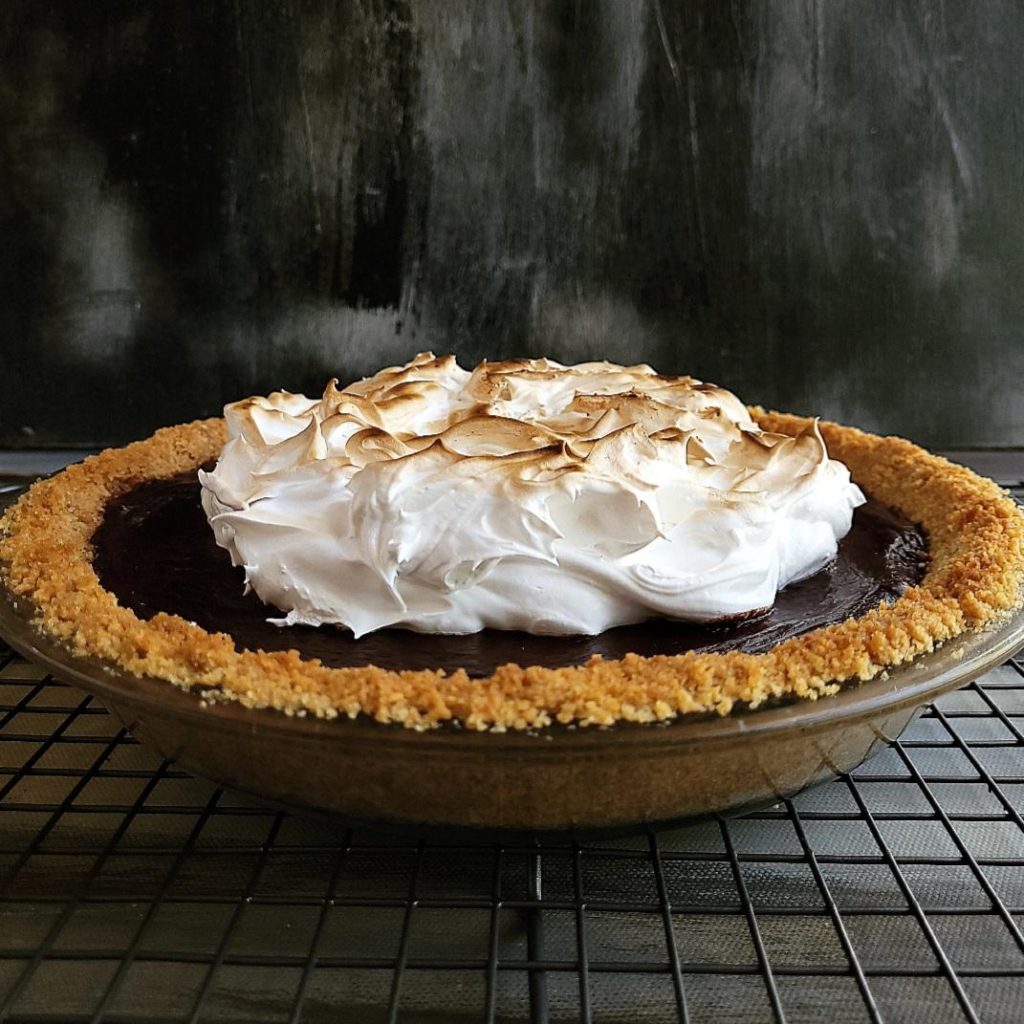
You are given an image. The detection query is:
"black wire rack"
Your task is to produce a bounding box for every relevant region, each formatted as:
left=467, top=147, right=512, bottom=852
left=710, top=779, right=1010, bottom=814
left=1, top=463, right=1024, bottom=1023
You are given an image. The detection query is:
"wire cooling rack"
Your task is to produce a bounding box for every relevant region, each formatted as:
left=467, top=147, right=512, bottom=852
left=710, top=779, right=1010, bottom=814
left=1, top=458, right=1024, bottom=1023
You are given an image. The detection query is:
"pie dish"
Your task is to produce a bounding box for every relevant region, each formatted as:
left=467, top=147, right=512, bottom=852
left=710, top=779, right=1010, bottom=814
left=1, top=374, right=1023, bottom=827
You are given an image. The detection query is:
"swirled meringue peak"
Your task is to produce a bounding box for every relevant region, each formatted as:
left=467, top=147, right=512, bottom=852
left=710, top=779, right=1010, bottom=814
left=199, top=353, right=865, bottom=637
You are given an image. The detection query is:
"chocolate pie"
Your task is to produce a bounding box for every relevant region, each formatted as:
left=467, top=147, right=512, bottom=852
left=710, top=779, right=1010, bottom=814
left=1, top=357, right=1022, bottom=732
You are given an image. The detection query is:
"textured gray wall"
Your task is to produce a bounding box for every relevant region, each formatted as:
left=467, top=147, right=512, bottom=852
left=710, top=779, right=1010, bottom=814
left=1, top=1, right=1022, bottom=447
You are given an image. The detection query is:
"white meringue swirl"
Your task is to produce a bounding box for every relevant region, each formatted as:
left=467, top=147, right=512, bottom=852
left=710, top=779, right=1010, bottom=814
left=199, top=353, right=865, bottom=636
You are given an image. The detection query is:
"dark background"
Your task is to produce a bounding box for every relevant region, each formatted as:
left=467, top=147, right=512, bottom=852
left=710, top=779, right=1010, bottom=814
left=1, top=1, right=1022, bottom=448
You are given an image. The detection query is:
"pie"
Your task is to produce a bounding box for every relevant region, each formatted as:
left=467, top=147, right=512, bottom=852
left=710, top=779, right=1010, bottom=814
left=1, top=357, right=1022, bottom=732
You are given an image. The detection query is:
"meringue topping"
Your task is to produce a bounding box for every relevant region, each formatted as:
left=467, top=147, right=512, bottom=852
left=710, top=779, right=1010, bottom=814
left=199, top=353, right=866, bottom=636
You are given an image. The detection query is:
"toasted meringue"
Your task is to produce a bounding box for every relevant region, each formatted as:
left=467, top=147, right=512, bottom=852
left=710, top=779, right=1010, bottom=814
left=199, top=353, right=865, bottom=636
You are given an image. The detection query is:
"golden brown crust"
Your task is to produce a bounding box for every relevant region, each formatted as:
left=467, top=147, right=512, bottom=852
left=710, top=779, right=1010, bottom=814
left=1, top=413, right=1022, bottom=731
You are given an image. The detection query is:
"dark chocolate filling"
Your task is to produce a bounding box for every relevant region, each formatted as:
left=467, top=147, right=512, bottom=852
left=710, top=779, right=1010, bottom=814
left=92, top=475, right=927, bottom=676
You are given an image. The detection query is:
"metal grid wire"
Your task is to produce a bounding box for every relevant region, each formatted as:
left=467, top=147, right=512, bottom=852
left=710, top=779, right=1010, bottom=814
left=0, top=471, right=1023, bottom=1022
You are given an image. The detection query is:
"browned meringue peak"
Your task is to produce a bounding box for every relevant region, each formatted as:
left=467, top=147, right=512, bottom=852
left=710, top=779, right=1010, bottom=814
left=221, top=353, right=844, bottom=501
left=272, top=352, right=783, bottom=470
left=200, top=353, right=865, bottom=636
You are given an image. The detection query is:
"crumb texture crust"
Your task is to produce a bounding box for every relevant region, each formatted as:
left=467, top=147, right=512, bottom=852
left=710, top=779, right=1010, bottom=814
left=1, top=413, right=1022, bottom=731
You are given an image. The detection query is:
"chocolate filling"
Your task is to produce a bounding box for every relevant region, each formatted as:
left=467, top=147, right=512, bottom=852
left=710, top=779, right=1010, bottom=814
left=92, top=475, right=927, bottom=676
